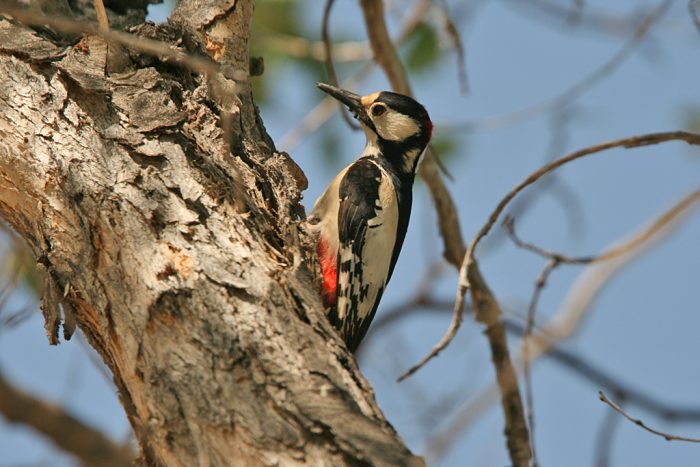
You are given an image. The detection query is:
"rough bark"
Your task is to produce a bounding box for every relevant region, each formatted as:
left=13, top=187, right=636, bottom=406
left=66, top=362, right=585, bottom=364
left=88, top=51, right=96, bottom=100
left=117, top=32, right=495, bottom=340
left=0, top=1, right=422, bottom=465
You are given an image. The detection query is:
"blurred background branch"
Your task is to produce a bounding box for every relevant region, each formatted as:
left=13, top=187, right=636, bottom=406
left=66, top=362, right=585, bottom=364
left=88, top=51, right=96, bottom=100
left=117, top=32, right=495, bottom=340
left=0, top=370, right=133, bottom=467
left=2, top=0, right=700, bottom=465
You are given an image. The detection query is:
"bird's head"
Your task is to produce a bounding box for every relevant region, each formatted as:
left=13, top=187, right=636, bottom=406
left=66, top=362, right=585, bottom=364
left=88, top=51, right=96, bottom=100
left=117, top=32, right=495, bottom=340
left=318, top=83, right=432, bottom=151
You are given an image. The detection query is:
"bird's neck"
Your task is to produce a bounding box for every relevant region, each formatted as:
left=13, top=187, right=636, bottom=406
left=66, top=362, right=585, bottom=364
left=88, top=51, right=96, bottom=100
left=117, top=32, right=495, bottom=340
left=360, top=135, right=426, bottom=183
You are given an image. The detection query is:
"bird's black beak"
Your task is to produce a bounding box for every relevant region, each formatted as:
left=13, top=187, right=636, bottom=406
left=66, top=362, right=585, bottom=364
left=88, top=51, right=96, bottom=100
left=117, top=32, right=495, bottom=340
left=317, top=83, right=366, bottom=122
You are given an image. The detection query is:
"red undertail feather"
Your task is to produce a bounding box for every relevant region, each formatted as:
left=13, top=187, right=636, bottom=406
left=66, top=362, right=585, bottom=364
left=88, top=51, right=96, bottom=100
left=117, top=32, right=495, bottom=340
left=317, top=237, right=337, bottom=308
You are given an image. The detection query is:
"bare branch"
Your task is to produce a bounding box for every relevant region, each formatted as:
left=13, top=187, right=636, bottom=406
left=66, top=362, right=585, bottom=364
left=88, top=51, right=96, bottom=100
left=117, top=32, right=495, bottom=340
left=425, top=186, right=700, bottom=462
left=507, top=183, right=700, bottom=450
left=518, top=190, right=700, bottom=467
left=438, top=0, right=469, bottom=94
left=93, top=0, right=110, bottom=30
left=503, top=216, right=596, bottom=264
left=258, top=35, right=371, bottom=62
left=467, top=265, right=532, bottom=465
left=367, top=299, right=700, bottom=424
left=0, top=372, right=134, bottom=467
left=409, top=131, right=700, bottom=389
left=322, top=0, right=360, bottom=130
left=505, top=182, right=700, bottom=265
left=0, top=3, right=424, bottom=463
left=690, top=0, right=700, bottom=33
left=357, top=1, right=532, bottom=464
left=278, top=0, right=430, bottom=151
left=599, top=391, right=700, bottom=443
left=467, top=130, right=700, bottom=297
left=521, top=257, right=558, bottom=466
left=445, top=0, right=672, bottom=133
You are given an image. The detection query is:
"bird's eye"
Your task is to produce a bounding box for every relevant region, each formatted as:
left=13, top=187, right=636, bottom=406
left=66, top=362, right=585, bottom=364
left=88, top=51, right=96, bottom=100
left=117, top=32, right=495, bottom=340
left=371, top=104, right=386, bottom=117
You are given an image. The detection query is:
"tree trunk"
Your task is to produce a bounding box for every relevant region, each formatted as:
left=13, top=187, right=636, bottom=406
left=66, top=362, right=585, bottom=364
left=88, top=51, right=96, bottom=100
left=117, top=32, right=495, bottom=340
left=0, top=1, right=422, bottom=465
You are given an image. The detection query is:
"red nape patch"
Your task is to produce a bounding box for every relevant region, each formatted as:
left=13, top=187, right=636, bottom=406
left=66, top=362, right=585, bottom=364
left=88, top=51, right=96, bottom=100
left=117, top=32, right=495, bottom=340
left=317, top=237, right=337, bottom=308
left=425, top=119, right=433, bottom=140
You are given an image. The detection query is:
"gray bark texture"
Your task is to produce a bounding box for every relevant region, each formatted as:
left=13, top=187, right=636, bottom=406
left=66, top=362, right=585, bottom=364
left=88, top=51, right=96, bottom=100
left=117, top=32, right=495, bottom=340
left=0, top=1, right=422, bottom=465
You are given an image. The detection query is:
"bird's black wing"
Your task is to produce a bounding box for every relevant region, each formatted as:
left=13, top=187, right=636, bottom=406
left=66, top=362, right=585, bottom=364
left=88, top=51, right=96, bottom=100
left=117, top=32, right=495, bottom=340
left=329, top=158, right=398, bottom=352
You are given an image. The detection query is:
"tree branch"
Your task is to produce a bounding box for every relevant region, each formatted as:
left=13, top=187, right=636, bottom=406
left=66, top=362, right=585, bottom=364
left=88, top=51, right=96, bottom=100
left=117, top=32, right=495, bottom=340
left=425, top=186, right=700, bottom=461
left=444, top=131, right=700, bottom=365
left=446, top=0, right=672, bottom=133
left=0, top=2, right=423, bottom=465
left=599, top=391, right=700, bottom=443
left=358, top=0, right=532, bottom=465
left=321, top=0, right=360, bottom=130
left=0, top=371, right=133, bottom=467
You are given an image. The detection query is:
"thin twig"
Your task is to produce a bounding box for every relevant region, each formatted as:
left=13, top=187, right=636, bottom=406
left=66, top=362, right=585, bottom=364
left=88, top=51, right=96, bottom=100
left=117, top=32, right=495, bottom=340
left=258, top=35, right=371, bottom=62
left=504, top=0, right=661, bottom=41
left=368, top=298, right=700, bottom=422
left=411, top=131, right=700, bottom=384
left=321, top=0, right=360, bottom=130
left=505, top=185, right=700, bottom=266
left=358, top=1, right=533, bottom=463
left=522, top=257, right=558, bottom=467
left=690, top=0, right=700, bottom=33
left=278, top=0, right=430, bottom=151
left=599, top=391, right=700, bottom=443
left=438, top=0, right=469, bottom=94
left=503, top=216, right=596, bottom=263
left=358, top=0, right=469, bottom=377
left=467, top=131, right=700, bottom=281
left=424, top=174, right=700, bottom=462
left=444, top=0, right=673, bottom=133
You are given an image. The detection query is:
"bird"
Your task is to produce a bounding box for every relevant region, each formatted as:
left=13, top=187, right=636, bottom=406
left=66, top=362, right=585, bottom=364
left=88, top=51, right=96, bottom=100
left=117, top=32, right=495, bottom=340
left=308, top=83, right=432, bottom=352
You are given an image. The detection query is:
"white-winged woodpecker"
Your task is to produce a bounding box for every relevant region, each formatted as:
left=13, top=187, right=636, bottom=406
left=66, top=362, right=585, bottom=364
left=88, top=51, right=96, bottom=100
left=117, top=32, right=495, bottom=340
left=308, top=83, right=433, bottom=352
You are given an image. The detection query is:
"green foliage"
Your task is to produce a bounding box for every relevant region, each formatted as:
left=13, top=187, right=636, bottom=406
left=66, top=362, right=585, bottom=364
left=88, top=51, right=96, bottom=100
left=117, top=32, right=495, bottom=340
left=250, top=0, right=300, bottom=39
left=430, top=134, right=460, bottom=163
left=250, top=0, right=302, bottom=105
left=1, top=232, right=41, bottom=298
left=404, top=24, right=439, bottom=72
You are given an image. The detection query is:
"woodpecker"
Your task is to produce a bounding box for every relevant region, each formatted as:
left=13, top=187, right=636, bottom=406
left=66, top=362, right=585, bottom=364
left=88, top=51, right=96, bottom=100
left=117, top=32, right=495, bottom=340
left=309, top=83, right=432, bottom=352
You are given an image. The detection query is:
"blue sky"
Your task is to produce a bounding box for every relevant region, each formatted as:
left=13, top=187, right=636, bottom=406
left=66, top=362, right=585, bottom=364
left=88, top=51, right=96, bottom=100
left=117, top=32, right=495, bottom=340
left=1, top=1, right=699, bottom=466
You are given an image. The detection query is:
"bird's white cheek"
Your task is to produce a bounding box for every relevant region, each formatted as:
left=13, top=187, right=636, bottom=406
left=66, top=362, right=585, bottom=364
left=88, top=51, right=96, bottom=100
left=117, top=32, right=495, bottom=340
left=375, top=113, right=420, bottom=141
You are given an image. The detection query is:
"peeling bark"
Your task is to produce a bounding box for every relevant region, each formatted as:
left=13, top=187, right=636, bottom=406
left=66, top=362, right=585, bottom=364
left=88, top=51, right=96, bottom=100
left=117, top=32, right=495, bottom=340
left=0, top=2, right=422, bottom=465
